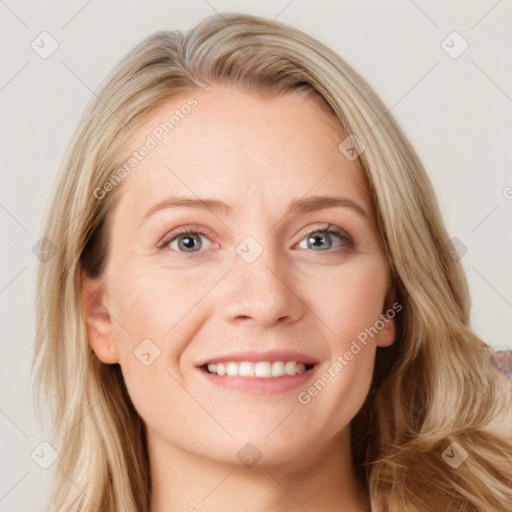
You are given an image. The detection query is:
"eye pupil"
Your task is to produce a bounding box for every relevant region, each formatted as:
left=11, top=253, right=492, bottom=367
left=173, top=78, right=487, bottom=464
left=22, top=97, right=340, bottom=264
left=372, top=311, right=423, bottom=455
left=178, top=233, right=201, bottom=251
left=307, top=231, right=332, bottom=250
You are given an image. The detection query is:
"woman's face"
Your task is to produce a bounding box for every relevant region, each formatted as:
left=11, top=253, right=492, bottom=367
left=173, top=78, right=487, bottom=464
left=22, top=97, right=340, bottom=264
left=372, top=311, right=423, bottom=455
left=83, top=85, right=396, bottom=467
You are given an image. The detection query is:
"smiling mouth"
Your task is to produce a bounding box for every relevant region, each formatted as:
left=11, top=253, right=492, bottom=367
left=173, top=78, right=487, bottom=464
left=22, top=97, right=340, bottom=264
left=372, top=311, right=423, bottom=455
left=201, top=361, right=316, bottom=378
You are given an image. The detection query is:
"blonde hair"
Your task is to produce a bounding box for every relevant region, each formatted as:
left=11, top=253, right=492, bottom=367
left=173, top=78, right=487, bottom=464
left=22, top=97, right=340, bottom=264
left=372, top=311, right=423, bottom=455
left=31, top=12, right=512, bottom=512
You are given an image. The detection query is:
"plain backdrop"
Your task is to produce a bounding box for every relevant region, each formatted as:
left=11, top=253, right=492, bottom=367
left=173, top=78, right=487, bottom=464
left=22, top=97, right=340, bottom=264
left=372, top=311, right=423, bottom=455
left=1, top=1, right=511, bottom=510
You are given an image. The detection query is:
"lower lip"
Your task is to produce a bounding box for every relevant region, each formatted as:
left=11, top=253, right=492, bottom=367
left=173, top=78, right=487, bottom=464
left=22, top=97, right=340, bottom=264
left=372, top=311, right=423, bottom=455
left=198, top=366, right=317, bottom=395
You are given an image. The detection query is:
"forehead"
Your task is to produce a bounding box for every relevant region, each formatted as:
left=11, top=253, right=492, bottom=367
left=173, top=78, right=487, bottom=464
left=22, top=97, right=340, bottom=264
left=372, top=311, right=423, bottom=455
left=114, top=85, right=371, bottom=219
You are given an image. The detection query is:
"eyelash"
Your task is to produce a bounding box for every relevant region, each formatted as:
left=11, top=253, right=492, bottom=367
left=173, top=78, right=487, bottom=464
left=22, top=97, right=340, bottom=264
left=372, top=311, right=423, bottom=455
left=158, top=224, right=354, bottom=255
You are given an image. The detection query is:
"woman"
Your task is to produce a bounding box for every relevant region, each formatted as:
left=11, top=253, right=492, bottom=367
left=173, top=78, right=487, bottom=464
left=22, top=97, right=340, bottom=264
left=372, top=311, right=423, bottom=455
left=31, top=12, right=512, bottom=512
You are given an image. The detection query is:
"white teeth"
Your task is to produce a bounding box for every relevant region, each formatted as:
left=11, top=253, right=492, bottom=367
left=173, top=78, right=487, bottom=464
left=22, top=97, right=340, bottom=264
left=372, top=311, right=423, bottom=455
left=271, top=361, right=285, bottom=377
left=254, top=361, right=272, bottom=377
left=285, top=361, right=297, bottom=375
left=204, top=360, right=311, bottom=377
left=238, top=361, right=255, bottom=377
left=226, top=362, right=239, bottom=376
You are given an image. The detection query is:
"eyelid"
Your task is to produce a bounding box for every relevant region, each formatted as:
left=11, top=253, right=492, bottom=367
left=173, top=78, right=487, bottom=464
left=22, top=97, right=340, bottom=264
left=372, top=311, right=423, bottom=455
left=157, top=224, right=214, bottom=250
left=294, top=223, right=353, bottom=246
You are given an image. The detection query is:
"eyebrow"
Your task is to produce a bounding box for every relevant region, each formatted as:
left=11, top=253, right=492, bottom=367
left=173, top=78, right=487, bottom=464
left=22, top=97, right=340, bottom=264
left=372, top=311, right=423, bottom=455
left=141, top=195, right=368, bottom=224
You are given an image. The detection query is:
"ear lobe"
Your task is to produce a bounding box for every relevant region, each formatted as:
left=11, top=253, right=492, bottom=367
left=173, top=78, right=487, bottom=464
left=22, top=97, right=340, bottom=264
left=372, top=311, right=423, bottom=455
left=81, top=272, right=119, bottom=364
left=376, top=288, right=399, bottom=348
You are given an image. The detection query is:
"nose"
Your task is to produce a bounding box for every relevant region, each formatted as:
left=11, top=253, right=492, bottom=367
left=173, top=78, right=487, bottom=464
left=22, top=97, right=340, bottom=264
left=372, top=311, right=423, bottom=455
left=221, top=244, right=305, bottom=328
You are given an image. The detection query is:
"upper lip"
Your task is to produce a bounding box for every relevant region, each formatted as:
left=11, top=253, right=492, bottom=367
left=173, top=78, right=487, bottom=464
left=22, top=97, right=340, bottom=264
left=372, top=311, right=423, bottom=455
left=197, top=349, right=319, bottom=367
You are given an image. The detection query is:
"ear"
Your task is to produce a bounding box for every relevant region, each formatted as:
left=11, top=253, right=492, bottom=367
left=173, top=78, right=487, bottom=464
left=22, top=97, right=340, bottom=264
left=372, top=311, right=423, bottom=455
left=375, top=287, right=399, bottom=348
left=81, top=271, right=119, bottom=364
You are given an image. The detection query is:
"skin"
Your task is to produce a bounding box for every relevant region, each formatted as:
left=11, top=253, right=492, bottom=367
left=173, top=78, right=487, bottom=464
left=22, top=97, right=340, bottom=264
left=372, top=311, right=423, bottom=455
left=82, top=85, right=396, bottom=512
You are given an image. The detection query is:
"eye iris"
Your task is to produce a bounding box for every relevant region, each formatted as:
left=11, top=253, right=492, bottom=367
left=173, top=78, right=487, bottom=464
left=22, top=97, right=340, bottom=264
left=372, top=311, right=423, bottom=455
left=178, top=233, right=201, bottom=251
left=307, top=230, right=332, bottom=250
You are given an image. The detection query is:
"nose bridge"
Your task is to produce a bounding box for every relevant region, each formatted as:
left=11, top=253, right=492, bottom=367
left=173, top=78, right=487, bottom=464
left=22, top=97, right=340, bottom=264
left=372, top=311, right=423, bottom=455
left=222, top=233, right=303, bottom=327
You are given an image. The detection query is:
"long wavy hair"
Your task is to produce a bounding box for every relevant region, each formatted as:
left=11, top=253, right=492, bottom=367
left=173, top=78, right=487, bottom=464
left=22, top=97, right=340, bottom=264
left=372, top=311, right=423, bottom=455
left=31, top=12, right=512, bottom=512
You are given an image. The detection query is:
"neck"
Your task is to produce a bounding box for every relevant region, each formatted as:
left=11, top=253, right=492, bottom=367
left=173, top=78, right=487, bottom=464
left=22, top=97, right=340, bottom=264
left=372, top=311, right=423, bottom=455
left=148, top=426, right=370, bottom=512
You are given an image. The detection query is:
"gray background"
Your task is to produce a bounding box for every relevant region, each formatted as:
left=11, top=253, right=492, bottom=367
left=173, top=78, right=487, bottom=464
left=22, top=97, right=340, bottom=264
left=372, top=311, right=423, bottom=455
left=1, top=1, right=511, bottom=510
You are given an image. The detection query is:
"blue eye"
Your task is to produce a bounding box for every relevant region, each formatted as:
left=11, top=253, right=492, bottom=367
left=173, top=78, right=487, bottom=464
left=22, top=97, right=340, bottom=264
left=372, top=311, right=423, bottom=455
left=160, top=228, right=212, bottom=253
left=297, top=227, right=353, bottom=251
left=160, top=225, right=353, bottom=254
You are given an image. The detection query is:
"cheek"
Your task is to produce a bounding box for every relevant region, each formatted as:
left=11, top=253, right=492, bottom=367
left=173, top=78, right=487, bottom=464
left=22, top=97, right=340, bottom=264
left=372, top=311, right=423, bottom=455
left=107, top=277, right=191, bottom=435
left=303, top=257, right=387, bottom=413
left=108, top=261, right=205, bottom=355
left=314, top=256, right=389, bottom=347
left=105, top=262, right=211, bottom=419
